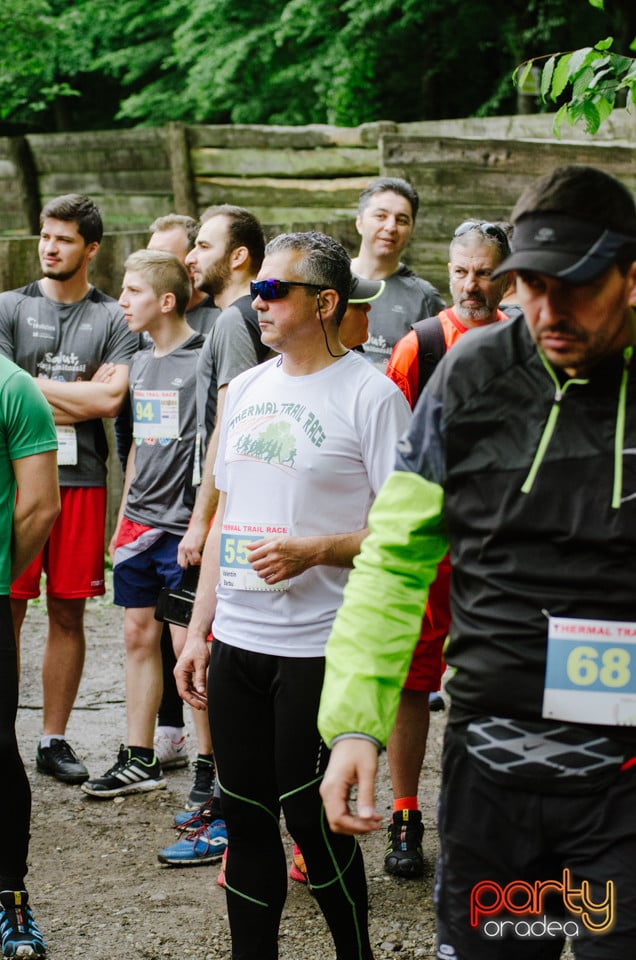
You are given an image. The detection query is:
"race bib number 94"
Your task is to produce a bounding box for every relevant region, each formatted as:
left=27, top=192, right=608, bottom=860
left=220, top=521, right=289, bottom=592
left=543, top=616, right=636, bottom=726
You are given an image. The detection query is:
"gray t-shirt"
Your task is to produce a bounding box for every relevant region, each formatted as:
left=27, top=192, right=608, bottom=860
left=124, top=333, right=204, bottom=535
left=365, top=265, right=446, bottom=371
left=196, top=294, right=271, bottom=454
left=186, top=295, right=220, bottom=335
left=0, top=281, right=138, bottom=486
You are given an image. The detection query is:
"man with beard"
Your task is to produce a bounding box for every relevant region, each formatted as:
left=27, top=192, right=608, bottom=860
left=170, top=205, right=270, bottom=812
left=0, top=193, right=138, bottom=785
left=320, top=165, right=636, bottom=960
left=378, top=221, right=511, bottom=879
left=178, top=204, right=270, bottom=569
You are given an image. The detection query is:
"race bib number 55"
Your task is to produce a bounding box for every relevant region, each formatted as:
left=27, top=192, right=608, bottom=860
left=220, top=521, right=289, bottom=592
left=543, top=616, right=636, bottom=726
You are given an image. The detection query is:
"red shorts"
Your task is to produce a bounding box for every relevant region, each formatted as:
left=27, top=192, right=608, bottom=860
left=403, top=552, right=451, bottom=692
left=11, top=486, right=107, bottom=600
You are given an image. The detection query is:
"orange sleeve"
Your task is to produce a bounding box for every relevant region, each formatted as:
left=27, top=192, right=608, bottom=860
left=386, top=329, right=420, bottom=411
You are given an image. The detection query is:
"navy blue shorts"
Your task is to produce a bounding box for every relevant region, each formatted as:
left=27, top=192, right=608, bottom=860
left=113, top=532, right=183, bottom=608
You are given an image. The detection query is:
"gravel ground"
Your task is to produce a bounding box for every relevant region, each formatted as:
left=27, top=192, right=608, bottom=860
left=17, top=592, right=445, bottom=960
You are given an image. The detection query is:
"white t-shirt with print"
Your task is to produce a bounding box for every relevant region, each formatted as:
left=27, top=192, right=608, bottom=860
left=213, top=349, right=411, bottom=657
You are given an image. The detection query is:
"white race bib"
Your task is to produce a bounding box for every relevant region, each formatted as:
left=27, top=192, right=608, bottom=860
left=543, top=615, right=636, bottom=726
left=133, top=389, right=179, bottom=439
left=56, top=425, right=78, bottom=466
left=220, top=521, right=289, bottom=592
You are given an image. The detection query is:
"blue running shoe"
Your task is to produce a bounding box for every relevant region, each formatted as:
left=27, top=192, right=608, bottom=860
left=158, top=819, right=228, bottom=866
left=0, top=890, right=46, bottom=957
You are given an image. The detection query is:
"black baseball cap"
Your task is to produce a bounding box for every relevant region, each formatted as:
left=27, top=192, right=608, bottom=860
left=492, top=165, right=636, bottom=284
left=492, top=213, right=636, bottom=284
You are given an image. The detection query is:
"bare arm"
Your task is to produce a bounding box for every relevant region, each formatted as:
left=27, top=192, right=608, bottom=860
left=37, top=363, right=130, bottom=424
left=177, top=383, right=228, bottom=568
left=175, top=490, right=226, bottom=709
left=11, top=451, right=60, bottom=580
left=247, top=528, right=369, bottom=584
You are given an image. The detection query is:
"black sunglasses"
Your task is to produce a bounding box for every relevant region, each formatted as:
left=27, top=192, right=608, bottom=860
left=454, top=220, right=510, bottom=254
left=250, top=279, right=325, bottom=301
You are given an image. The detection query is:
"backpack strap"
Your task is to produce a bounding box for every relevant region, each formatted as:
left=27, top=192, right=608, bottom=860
left=413, top=315, right=446, bottom=401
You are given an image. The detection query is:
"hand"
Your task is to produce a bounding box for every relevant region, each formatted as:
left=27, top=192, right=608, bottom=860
left=320, top=739, right=382, bottom=835
left=177, top=518, right=208, bottom=569
left=174, top=634, right=210, bottom=710
left=247, top=536, right=315, bottom=584
left=107, top=532, right=117, bottom=564
left=91, top=362, right=117, bottom=383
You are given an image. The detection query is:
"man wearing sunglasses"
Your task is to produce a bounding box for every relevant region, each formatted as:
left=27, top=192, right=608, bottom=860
left=176, top=231, right=411, bottom=960
left=319, top=164, right=636, bottom=960
left=379, top=220, right=511, bottom=880
left=352, top=176, right=445, bottom=371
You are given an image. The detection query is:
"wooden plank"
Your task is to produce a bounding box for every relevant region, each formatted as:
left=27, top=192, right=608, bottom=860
left=28, top=129, right=168, bottom=174
left=194, top=175, right=372, bottom=211
left=38, top=171, right=172, bottom=195
left=188, top=124, right=364, bottom=149
left=191, top=146, right=378, bottom=179
left=165, top=122, right=197, bottom=217
left=382, top=136, right=636, bottom=182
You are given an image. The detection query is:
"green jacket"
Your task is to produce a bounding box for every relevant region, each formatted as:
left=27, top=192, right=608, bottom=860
left=318, top=469, right=447, bottom=747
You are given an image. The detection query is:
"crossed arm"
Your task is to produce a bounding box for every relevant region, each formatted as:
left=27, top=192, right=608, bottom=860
left=37, top=363, right=130, bottom=424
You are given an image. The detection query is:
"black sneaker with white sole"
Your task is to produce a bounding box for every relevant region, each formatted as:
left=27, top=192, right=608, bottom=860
left=185, top=756, right=216, bottom=810
left=35, top=738, right=89, bottom=785
left=81, top=745, right=166, bottom=798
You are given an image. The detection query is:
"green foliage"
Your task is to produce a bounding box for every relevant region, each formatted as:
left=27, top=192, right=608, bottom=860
left=0, top=0, right=626, bottom=133
left=515, top=36, right=636, bottom=135
left=513, top=0, right=636, bottom=136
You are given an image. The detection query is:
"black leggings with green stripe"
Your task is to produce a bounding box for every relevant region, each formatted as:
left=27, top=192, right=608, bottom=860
left=208, top=638, right=374, bottom=960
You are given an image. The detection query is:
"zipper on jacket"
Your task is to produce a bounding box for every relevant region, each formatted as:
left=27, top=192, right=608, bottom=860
left=521, top=346, right=633, bottom=508
left=520, top=351, right=588, bottom=495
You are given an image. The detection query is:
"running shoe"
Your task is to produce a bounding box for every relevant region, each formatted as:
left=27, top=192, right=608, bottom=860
left=0, top=891, right=46, bottom=958
left=288, top=843, right=309, bottom=886
left=35, top=738, right=89, bottom=785
left=384, top=809, right=424, bottom=878
left=81, top=745, right=166, bottom=798
left=186, top=756, right=216, bottom=809
left=158, top=819, right=228, bottom=866
left=153, top=728, right=188, bottom=769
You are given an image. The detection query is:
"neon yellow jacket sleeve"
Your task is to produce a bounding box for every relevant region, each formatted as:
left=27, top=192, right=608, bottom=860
left=318, top=469, right=448, bottom=748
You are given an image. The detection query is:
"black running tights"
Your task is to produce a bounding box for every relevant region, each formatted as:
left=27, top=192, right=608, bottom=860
left=208, top=639, right=374, bottom=960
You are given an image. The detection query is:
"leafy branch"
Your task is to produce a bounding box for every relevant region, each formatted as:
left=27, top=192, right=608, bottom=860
left=514, top=31, right=636, bottom=136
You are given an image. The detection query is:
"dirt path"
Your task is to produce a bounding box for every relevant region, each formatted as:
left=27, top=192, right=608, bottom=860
left=17, top=594, right=443, bottom=959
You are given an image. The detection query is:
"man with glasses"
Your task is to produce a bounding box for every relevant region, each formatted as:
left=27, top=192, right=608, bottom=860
left=319, top=165, right=636, bottom=960
left=352, top=177, right=445, bottom=370
left=175, top=231, right=410, bottom=960
left=379, top=220, right=511, bottom=879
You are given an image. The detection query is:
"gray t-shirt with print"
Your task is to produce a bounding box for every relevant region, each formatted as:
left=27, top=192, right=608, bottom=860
left=365, top=265, right=446, bottom=371
left=124, top=333, right=204, bottom=535
left=0, top=281, right=138, bottom=486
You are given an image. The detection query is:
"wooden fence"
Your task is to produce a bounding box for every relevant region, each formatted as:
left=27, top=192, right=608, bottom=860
left=2, top=110, right=635, bottom=296
left=1, top=112, right=634, bottom=535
